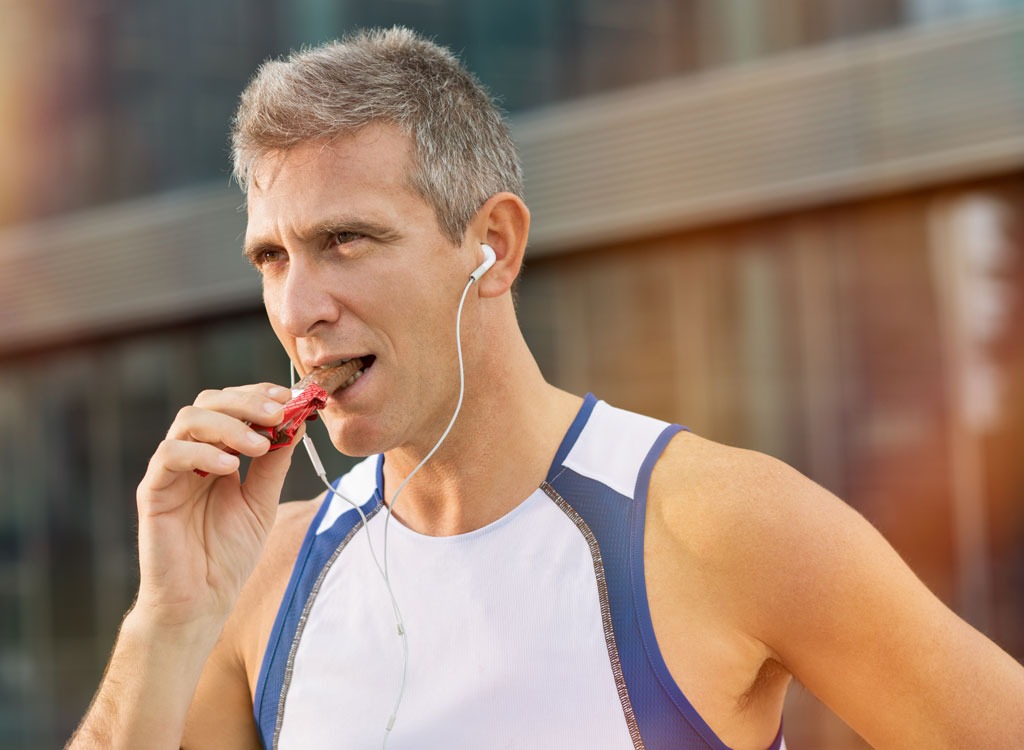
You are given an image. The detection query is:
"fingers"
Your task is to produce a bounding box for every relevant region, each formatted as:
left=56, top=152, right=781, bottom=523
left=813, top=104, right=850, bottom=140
left=146, top=383, right=294, bottom=488
left=150, top=437, right=242, bottom=478
left=167, top=383, right=290, bottom=453
left=173, top=407, right=275, bottom=456
left=178, top=383, right=291, bottom=432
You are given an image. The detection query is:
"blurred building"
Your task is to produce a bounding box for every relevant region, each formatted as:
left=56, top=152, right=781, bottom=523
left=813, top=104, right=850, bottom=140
left=1, top=1, right=1023, bottom=747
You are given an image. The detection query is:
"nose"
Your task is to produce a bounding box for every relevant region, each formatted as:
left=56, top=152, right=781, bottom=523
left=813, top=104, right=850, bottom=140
left=267, top=252, right=342, bottom=338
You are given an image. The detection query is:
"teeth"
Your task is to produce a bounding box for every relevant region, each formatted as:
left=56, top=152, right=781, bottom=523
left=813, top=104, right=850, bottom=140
left=340, top=369, right=364, bottom=390
left=316, top=358, right=351, bottom=370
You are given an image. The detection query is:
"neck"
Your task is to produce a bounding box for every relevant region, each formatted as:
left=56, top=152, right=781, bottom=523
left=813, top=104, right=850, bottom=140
left=380, top=309, right=582, bottom=536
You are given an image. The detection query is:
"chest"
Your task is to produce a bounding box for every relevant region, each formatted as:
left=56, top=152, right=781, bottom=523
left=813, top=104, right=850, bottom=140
left=274, top=492, right=636, bottom=749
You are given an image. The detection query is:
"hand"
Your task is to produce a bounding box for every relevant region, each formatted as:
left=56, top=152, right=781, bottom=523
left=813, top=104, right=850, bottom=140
left=133, top=383, right=296, bottom=630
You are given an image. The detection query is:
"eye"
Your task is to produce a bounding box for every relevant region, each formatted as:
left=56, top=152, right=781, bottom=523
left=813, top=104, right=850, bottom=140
left=249, top=247, right=286, bottom=269
left=331, top=231, right=364, bottom=246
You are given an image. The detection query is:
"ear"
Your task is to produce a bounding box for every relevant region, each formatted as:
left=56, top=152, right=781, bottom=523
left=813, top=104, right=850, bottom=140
left=466, top=192, right=530, bottom=298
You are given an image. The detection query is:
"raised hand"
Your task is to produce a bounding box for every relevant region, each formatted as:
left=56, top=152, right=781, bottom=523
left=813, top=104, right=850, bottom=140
left=133, top=382, right=297, bottom=628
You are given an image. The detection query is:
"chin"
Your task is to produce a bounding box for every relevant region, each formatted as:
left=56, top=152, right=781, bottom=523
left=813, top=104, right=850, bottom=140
left=325, top=418, right=390, bottom=459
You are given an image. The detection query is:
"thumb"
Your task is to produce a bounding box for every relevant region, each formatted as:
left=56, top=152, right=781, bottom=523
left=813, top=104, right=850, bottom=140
left=241, top=433, right=303, bottom=520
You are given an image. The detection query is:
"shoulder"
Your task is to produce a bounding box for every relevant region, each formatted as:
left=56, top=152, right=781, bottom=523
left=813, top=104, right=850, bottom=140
left=201, top=494, right=326, bottom=683
left=252, top=495, right=325, bottom=583
left=648, top=430, right=832, bottom=554
left=646, top=433, right=1024, bottom=747
left=646, top=431, right=867, bottom=642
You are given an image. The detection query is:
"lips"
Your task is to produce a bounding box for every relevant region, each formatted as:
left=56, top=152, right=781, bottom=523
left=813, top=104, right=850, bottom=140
left=296, top=356, right=375, bottom=394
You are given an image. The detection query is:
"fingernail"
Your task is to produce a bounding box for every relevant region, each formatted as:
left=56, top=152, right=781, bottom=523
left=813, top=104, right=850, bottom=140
left=248, top=431, right=268, bottom=446
left=218, top=453, right=238, bottom=467
left=267, top=386, right=287, bottom=398
left=263, top=401, right=282, bottom=414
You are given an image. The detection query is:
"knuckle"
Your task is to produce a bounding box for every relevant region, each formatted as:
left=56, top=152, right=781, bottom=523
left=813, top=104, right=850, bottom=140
left=143, top=440, right=173, bottom=476
left=169, top=405, right=201, bottom=438
left=151, top=437, right=174, bottom=458
left=195, top=388, right=219, bottom=404
left=148, top=436, right=178, bottom=465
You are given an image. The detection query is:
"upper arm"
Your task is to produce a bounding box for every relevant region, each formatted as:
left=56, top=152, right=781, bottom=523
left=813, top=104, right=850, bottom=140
left=658, top=436, right=1024, bottom=748
left=181, top=497, right=322, bottom=750
left=182, top=634, right=261, bottom=750
left=752, top=463, right=1023, bottom=747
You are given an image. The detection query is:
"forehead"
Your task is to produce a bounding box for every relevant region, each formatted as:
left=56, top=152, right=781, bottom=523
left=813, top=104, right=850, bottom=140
left=244, top=124, right=426, bottom=236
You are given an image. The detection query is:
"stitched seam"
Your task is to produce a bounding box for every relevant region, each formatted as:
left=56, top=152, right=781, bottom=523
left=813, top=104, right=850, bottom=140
left=541, top=481, right=645, bottom=750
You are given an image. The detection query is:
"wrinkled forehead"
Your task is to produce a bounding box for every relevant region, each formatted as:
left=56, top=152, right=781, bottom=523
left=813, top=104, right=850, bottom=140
left=246, top=124, right=417, bottom=199
left=242, top=127, right=441, bottom=249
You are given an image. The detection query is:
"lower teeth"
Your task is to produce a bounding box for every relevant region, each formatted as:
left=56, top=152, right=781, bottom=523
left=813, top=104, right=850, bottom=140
left=342, top=369, right=364, bottom=389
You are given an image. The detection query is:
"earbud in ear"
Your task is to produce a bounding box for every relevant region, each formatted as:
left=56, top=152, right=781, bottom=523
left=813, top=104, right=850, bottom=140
left=469, top=244, right=496, bottom=283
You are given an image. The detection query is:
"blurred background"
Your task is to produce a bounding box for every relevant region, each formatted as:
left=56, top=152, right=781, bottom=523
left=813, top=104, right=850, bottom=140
left=1, top=1, right=1023, bottom=747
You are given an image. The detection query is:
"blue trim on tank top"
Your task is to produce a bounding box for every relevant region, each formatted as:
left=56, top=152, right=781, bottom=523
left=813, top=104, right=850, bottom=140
left=548, top=421, right=707, bottom=748
left=549, top=414, right=783, bottom=750
left=628, top=424, right=737, bottom=749
left=253, top=475, right=380, bottom=748
left=627, top=424, right=784, bottom=750
left=253, top=478, right=336, bottom=746
left=374, top=453, right=385, bottom=503
left=547, top=393, right=598, bottom=483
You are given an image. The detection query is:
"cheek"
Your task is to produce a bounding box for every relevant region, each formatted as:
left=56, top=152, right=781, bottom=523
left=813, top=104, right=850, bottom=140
left=378, top=274, right=443, bottom=327
left=410, top=292, right=457, bottom=346
left=263, top=296, right=297, bottom=355
left=262, top=281, right=281, bottom=323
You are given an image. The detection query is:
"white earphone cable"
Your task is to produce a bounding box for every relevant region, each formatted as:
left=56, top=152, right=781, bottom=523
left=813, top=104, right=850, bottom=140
left=292, top=268, right=479, bottom=748
left=381, top=276, right=473, bottom=578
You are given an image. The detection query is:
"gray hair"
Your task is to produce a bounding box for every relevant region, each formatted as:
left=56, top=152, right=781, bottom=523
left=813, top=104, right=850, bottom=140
left=231, top=27, right=523, bottom=246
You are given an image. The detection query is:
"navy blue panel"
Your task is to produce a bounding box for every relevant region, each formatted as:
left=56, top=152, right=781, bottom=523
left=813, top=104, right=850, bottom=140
left=626, top=425, right=735, bottom=749
left=546, top=393, right=597, bottom=484
left=628, top=425, right=785, bottom=750
left=253, top=479, right=382, bottom=748
left=374, top=453, right=385, bottom=498
left=550, top=423, right=726, bottom=750
left=552, top=421, right=784, bottom=750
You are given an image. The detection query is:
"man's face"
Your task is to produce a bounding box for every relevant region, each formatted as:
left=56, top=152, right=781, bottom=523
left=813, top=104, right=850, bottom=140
left=244, top=124, right=471, bottom=457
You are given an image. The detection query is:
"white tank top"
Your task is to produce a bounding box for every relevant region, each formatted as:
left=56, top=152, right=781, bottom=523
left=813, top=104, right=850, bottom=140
left=254, top=395, right=785, bottom=750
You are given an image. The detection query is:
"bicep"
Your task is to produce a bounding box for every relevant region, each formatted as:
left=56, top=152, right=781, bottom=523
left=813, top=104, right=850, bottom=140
left=182, top=633, right=262, bottom=750
left=739, top=460, right=1024, bottom=748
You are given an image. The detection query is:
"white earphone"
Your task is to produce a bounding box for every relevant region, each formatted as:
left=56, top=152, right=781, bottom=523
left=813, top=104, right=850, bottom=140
left=469, top=243, right=496, bottom=282
left=292, top=240, right=496, bottom=748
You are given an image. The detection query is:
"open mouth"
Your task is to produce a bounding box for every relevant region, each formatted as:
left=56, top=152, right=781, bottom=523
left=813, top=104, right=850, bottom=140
left=297, top=355, right=377, bottom=394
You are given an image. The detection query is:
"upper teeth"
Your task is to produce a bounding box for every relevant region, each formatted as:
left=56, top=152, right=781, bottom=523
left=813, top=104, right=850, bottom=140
left=316, top=358, right=351, bottom=370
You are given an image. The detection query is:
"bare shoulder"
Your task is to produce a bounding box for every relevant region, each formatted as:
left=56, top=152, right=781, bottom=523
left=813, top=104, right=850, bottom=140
left=648, top=431, right=1024, bottom=748
left=648, top=430, right=877, bottom=644
left=647, top=431, right=838, bottom=569
left=647, top=429, right=907, bottom=641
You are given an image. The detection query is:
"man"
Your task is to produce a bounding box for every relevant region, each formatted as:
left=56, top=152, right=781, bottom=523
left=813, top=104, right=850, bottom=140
left=70, top=27, right=1024, bottom=750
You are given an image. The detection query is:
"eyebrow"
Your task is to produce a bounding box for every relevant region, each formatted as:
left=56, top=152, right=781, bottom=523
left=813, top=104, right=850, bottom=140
left=242, top=217, right=400, bottom=264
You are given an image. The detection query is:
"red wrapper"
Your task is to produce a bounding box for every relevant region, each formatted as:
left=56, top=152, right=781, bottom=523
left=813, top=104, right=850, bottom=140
left=259, top=382, right=328, bottom=449
left=194, top=383, right=328, bottom=476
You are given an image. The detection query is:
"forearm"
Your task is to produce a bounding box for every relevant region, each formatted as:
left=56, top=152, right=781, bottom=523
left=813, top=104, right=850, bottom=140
left=67, top=607, right=226, bottom=750
left=69, top=382, right=292, bottom=749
